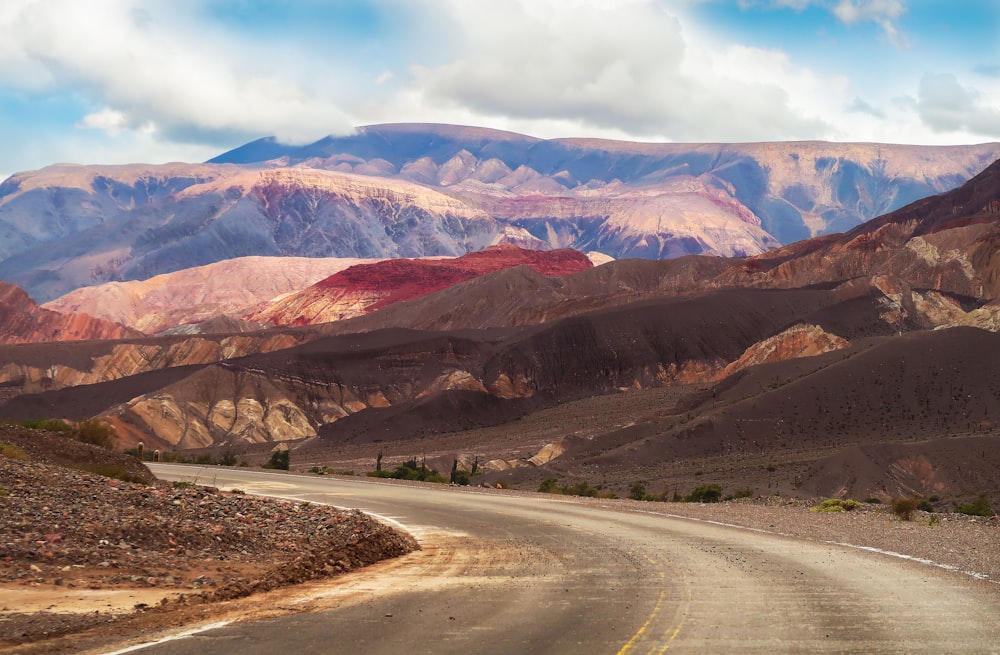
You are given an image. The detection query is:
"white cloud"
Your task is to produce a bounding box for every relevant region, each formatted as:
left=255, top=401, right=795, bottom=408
left=402, top=0, right=837, bottom=142
left=0, top=0, right=358, bottom=147
left=914, top=73, right=1000, bottom=138
left=832, top=0, right=907, bottom=47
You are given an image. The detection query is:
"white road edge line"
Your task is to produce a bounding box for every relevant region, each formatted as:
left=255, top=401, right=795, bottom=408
left=101, top=622, right=232, bottom=655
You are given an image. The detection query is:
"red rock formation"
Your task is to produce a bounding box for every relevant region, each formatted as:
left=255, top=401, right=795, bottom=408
left=0, top=282, right=141, bottom=344
left=249, top=245, right=593, bottom=326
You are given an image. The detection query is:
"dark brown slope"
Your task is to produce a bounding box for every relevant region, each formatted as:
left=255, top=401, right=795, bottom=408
left=719, top=158, right=1000, bottom=300
left=550, top=327, right=1000, bottom=499
left=315, top=286, right=889, bottom=444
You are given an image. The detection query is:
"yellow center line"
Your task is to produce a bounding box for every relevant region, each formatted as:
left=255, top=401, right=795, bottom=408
left=616, top=589, right=667, bottom=655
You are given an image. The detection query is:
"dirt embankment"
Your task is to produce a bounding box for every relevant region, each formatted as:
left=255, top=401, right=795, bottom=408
left=0, top=426, right=418, bottom=653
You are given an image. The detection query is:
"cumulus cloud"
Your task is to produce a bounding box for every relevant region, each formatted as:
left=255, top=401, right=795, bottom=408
left=0, top=0, right=358, bottom=146
left=914, top=73, right=1000, bottom=138
left=404, top=0, right=836, bottom=142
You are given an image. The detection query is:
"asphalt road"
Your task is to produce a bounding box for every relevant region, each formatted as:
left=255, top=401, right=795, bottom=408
left=135, top=464, right=1000, bottom=654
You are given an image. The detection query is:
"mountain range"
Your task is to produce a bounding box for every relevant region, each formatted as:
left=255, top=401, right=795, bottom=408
left=2, top=124, right=997, bottom=303
left=1, top=124, right=999, bottom=502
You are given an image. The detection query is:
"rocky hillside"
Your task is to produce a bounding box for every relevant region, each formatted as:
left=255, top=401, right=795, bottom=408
left=43, top=255, right=382, bottom=334
left=0, top=281, right=141, bottom=344
left=249, top=245, right=594, bottom=326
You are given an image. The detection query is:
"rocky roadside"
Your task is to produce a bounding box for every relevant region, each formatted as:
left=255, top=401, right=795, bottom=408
left=0, top=429, right=418, bottom=654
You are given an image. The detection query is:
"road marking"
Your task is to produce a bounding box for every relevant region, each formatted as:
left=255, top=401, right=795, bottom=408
left=616, top=589, right=667, bottom=655
left=101, top=621, right=231, bottom=654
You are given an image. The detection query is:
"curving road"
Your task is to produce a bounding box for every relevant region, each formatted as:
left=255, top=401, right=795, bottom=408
left=134, top=464, right=1000, bottom=654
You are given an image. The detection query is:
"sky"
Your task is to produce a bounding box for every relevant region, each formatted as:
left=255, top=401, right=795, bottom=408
left=0, top=0, right=997, bottom=178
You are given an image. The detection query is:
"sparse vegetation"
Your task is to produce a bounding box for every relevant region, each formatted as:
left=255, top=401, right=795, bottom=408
left=955, top=495, right=994, bottom=517
left=0, top=442, right=28, bottom=461
left=685, top=484, right=723, bottom=503
left=537, top=477, right=617, bottom=498
left=810, top=498, right=862, bottom=512
left=368, top=459, right=448, bottom=483
left=891, top=497, right=921, bottom=521
left=863, top=497, right=882, bottom=504
left=18, top=417, right=116, bottom=449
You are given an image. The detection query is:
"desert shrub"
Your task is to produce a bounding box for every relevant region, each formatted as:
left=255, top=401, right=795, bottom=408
left=811, top=498, right=862, bottom=512
left=0, top=442, right=28, bottom=461
left=538, top=477, right=560, bottom=493
left=732, top=488, right=754, bottom=500
left=629, top=482, right=649, bottom=501
left=367, top=459, right=446, bottom=483
left=955, top=495, right=994, bottom=517
left=863, top=497, right=882, bottom=504
left=173, top=480, right=194, bottom=489
left=928, top=515, right=941, bottom=527
left=71, top=418, right=117, bottom=449
left=229, top=488, right=245, bottom=494
left=19, top=418, right=74, bottom=434
left=685, top=484, right=723, bottom=503
left=891, top=497, right=921, bottom=521
left=916, top=499, right=934, bottom=513
left=262, top=450, right=290, bottom=471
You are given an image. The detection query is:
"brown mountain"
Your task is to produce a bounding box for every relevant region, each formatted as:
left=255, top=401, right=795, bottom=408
left=0, top=281, right=141, bottom=345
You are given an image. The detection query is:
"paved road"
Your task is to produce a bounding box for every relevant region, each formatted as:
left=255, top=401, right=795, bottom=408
left=135, top=464, right=1000, bottom=654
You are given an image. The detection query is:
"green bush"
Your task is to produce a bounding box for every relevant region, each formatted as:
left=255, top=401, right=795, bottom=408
left=263, top=450, right=290, bottom=471
left=367, top=459, right=446, bottom=483
left=810, top=498, right=862, bottom=512
left=538, top=477, right=560, bottom=493
left=916, top=499, right=934, bottom=513
left=891, top=497, right=921, bottom=521
left=685, top=484, right=723, bottom=503
left=629, top=482, right=649, bottom=501
left=732, top=488, right=754, bottom=500
left=955, top=495, right=994, bottom=517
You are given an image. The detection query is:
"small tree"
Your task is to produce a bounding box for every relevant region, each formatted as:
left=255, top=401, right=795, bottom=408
left=629, top=482, right=648, bottom=501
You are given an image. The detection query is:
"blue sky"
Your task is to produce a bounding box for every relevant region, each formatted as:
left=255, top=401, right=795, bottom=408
left=0, top=0, right=997, bottom=178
